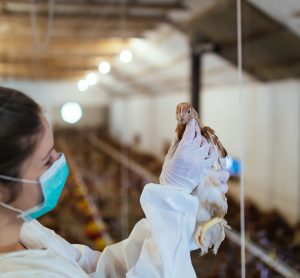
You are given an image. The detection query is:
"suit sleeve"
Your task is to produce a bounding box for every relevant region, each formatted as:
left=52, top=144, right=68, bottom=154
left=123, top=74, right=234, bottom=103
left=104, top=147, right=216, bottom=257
left=95, top=183, right=199, bottom=278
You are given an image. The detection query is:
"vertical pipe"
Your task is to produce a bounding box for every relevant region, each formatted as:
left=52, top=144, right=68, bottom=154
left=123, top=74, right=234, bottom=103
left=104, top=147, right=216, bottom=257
left=237, top=0, right=246, bottom=277
left=298, top=87, right=300, bottom=223
left=191, top=48, right=201, bottom=114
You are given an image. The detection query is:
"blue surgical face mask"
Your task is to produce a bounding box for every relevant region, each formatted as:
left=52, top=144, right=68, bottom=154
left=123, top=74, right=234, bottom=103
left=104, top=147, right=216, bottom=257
left=0, top=153, right=69, bottom=221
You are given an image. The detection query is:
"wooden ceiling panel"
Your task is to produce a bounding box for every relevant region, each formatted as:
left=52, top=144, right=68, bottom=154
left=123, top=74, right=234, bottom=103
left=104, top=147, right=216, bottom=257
left=0, top=63, right=89, bottom=79
left=0, top=0, right=185, bottom=80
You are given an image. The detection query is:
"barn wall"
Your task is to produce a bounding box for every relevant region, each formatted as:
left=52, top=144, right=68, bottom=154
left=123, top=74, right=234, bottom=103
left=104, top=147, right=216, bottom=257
left=1, top=79, right=110, bottom=126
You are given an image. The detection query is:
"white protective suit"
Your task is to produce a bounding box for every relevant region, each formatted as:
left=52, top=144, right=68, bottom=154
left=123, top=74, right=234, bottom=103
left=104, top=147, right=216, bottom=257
left=0, top=183, right=199, bottom=278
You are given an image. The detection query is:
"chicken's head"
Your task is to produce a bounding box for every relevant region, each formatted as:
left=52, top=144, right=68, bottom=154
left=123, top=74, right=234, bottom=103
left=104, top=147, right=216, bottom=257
left=176, top=102, right=197, bottom=124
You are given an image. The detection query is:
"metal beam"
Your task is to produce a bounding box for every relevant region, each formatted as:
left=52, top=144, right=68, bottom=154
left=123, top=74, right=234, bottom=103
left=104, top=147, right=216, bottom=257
left=191, top=49, right=201, bottom=113
left=0, top=14, right=162, bottom=27
left=2, top=9, right=168, bottom=22
left=0, top=30, right=144, bottom=40
left=190, top=41, right=216, bottom=114
left=3, top=0, right=187, bottom=11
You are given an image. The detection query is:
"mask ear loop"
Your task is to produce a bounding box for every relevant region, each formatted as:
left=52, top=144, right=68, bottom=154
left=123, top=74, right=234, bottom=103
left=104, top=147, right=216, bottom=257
left=0, top=201, right=34, bottom=221
left=0, top=175, right=39, bottom=184
left=0, top=202, right=23, bottom=215
left=0, top=175, right=39, bottom=220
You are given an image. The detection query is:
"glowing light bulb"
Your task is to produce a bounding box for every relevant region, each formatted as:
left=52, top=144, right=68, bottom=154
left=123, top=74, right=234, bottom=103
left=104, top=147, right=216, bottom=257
left=86, top=73, right=97, bottom=86
left=77, top=79, right=88, bottom=91
left=98, top=61, right=110, bottom=74
left=120, top=50, right=132, bottom=63
left=61, top=102, right=83, bottom=124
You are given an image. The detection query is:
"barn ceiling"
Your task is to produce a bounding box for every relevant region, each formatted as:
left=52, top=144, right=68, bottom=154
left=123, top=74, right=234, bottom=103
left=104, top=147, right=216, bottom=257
left=0, top=0, right=187, bottom=80
left=0, top=0, right=300, bottom=83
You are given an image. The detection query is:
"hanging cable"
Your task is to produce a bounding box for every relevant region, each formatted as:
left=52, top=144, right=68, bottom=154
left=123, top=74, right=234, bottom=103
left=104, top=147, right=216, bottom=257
left=237, top=0, right=246, bottom=277
left=30, top=0, right=55, bottom=52
left=120, top=144, right=130, bottom=239
left=120, top=101, right=130, bottom=239
left=117, top=0, right=130, bottom=239
left=298, top=89, right=300, bottom=224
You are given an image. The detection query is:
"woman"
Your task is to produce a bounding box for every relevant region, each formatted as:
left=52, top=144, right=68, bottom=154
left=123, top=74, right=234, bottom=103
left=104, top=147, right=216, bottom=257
left=0, top=87, right=228, bottom=277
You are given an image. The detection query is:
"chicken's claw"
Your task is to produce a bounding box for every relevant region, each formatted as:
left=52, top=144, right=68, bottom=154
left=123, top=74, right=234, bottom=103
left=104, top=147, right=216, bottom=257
left=195, top=217, right=223, bottom=247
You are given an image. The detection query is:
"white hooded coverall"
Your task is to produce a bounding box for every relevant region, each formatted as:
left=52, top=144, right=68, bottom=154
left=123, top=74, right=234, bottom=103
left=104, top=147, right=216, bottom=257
left=0, top=184, right=199, bottom=278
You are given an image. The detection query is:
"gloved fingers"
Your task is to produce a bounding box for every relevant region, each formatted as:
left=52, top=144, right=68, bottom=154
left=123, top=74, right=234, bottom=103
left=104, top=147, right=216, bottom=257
left=170, top=133, right=179, bottom=149
left=200, top=136, right=208, bottom=147
left=219, top=182, right=229, bottom=194
left=195, top=121, right=201, bottom=134
left=170, top=136, right=179, bottom=150
left=219, top=157, right=227, bottom=169
left=192, top=123, right=202, bottom=146
left=214, top=169, right=230, bottom=183
left=192, top=144, right=210, bottom=161
left=192, top=133, right=202, bottom=147
left=207, top=145, right=218, bottom=161
left=179, top=118, right=196, bottom=146
left=203, top=157, right=215, bottom=169
left=165, top=135, right=179, bottom=160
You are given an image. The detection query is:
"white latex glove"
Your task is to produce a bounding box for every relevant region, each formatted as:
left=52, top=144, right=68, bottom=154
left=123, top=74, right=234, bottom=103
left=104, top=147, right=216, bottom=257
left=209, top=148, right=230, bottom=194
left=213, top=169, right=230, bottom=194
left=160, top=119, right=215, bottom=193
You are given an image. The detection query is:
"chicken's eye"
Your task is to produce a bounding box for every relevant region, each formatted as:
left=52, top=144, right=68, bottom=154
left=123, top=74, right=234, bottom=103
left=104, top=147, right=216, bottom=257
left=188, top=109, right=191, bottom=114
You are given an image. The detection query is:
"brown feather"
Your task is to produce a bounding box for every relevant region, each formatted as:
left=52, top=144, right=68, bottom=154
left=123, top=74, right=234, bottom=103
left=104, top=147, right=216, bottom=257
left=175, top=124, right=186, bottom=141
left=201, top=126, right=228, bottom=157
left=202, top=201, right=226, bottom=218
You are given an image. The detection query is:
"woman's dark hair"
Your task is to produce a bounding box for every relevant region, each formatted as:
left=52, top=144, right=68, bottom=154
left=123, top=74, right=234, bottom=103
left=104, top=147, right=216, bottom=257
left=0, top=87, right=43, bottom=203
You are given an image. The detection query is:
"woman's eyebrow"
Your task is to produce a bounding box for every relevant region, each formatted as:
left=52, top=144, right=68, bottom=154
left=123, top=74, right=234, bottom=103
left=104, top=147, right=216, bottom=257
left=42, top=145, right=54, bottom=161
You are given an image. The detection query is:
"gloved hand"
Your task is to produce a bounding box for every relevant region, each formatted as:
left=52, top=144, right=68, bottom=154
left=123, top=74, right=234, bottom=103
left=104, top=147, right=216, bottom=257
left=213, top=169, right=230, bottom=194
left=207, top=148, right=230, bottom=194
left=160, top=119, right=216, bottom=193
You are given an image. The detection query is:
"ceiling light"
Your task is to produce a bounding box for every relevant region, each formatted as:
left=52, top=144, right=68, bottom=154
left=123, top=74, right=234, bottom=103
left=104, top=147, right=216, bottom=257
left=61, top=102, right=83, bottom=125
left=77, top=79, right=88, bottom=91
left=98, top=61, right=110, bottom=74
left=120, top=50, right=132, bottom=63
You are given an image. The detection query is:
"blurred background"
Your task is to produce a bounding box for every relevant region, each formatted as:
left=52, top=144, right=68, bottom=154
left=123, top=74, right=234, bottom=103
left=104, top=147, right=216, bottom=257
left=0, top=0, right=299, bottom=277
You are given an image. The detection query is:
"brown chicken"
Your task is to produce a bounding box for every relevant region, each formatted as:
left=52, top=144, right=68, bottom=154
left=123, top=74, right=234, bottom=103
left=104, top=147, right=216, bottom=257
left=174, top=102, right=230, bottom=255
left=176, top=102, right=227, bottom=158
